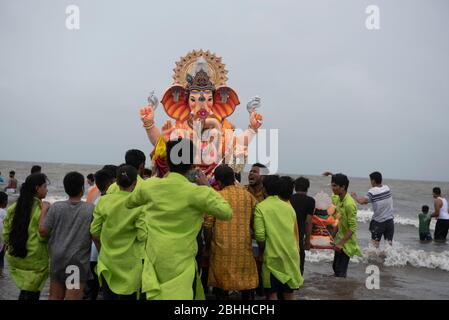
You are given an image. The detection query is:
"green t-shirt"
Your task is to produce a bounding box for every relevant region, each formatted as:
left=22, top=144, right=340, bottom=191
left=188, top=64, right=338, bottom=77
left=3, top=198, right=49, bottom=291
left=418, top=213, right=431, bottom=233
left=91, top=191, right=147, bottom=295
left=332, top=193, right=362, bottom=258
left=254, top=196, right=303, bottom=289
left=126, top=172, right=232, bottom=300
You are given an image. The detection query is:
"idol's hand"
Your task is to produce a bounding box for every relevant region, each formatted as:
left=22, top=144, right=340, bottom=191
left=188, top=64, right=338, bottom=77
left=140, top=106, right=155, bottom=124
left=249, top=111, right=263, bottom=130
left=162, top=120, right=175, bottom=140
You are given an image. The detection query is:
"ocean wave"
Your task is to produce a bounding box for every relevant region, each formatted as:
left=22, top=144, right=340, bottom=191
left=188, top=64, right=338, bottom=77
left=357, top=209, right=436, bottom=230
left=305, top=242, right=449, bottom=272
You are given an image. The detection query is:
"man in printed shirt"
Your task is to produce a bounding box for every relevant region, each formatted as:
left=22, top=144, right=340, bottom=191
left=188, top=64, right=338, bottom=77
left=204, top=165, right=258, bottom=300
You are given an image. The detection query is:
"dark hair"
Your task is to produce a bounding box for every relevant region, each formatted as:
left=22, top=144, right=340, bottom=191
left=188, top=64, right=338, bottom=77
left=294, top=176, right=310, bottom=192
left=422, top=205, right=429, bottom=213
left=9, top=170, right=15, bottom=176
left=94, top=169, right=114, bottom=193
left=166, top=138, right=195, bottom=174
left=102, top=165, right=118, bottom=180
left=433, top=187, right=441, bottom=195
left=214, top=165, right=235, bottom=187
left=252, top=163, right=267, bottom=169
left=63, top=172, right=84, bottom=197
left=234, top=172, right=241, bottom=183
left=117, top=165, right=138, bottom=189
left=369, top=171, right=382, bottom=184
left=331, top=173, right=350, bottom=191
left=0, top=191, right=8, bottom=207
left=263, top=175, right=280, bottom=196
left=87, top=173, right=95, bottom=182
left=143, top=168, right=152, bottom=177
left=9, top=173, right=47, bottom=258
left=279, top=176, right=294, bottom=201
left=125, top=149, right=146, bottom=170
left=30, top=165, right=41, bottom=174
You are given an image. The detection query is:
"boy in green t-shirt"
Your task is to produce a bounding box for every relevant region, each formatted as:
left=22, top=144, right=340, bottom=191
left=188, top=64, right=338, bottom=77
left=329, top=173, right=362, bottom=278
left=418, top=205, right=432, bottom=241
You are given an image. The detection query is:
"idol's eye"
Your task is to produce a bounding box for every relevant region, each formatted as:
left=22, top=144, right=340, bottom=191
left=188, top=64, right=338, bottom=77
left=207, top=97, right=213, bottom=101
left=190, top=97, right=196, bottom=102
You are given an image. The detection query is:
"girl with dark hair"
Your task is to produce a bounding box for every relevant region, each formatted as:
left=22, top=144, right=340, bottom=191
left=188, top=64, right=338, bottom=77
left=2, top=173, right=50, bottom=300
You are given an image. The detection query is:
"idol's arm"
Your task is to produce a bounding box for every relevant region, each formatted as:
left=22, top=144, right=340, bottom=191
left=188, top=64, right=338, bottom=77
left=140, top=106, right=161, bottom=146
left=235, top=110, right=263, bottom=154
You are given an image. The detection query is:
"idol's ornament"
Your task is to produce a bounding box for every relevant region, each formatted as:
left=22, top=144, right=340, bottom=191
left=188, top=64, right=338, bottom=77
left=140, top=50, right=263, bottom=179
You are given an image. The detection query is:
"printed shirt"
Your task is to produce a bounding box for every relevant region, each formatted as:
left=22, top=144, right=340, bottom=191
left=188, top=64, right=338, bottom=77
left=204, top=185, right=258, bottom=291
left=245, top=185, right=267, bottom=203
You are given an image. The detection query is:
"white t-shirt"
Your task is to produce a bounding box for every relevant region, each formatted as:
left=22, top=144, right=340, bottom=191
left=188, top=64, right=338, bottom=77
left=438, top=197, right=449, bottom=220
left=366, top=185, right=394, bottom=223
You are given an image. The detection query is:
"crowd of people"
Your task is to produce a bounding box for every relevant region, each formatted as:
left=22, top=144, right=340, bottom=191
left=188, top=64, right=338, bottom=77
left=0, top=138, right=448, bottom=300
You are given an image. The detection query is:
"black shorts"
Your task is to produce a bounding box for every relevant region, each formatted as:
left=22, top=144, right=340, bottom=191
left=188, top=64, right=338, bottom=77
left=434, top=219, right=449, bottom=241
left=265, top=274, right=295, bottom=294
left=369, top=219, right=394, bottom=242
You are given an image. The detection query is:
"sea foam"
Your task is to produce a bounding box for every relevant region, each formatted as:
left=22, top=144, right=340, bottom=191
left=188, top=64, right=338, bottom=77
left=306, top=242, right=449, bottom=272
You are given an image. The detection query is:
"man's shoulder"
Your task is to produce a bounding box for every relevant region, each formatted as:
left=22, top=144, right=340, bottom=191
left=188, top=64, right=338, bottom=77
left=344, top=194, right=357, bottom=209
left=80, top=201, right=95, bottom=212
left=368, top=185, right=391, bottom=194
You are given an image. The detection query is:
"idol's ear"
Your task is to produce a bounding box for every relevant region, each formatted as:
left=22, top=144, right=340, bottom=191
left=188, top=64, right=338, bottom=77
left=212, top=86, right=240, bottom=121
left=161, top=85, right=190, bottom=122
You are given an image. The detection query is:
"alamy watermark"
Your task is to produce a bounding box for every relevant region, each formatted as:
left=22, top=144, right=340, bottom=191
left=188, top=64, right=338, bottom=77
left=65, top=265, right=80, bottom=289
left=365, top=265, right=380, bottom=289
left=365, top=5, right=380, bottom=30
left=167, top=123, right=279, bottom=174
left=65, top=5, right=80, bottom=30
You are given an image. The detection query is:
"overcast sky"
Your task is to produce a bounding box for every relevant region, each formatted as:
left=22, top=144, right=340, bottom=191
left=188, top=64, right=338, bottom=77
left=1, top=0, right=448, bottom=181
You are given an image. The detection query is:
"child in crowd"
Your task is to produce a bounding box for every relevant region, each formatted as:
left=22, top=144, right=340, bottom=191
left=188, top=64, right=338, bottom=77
left=0, top=191, right=8, bottom=278
left=254, top=175, right=303, bottom=300
left=90, top=165, right=147, bottom=300
left=2, top=173, right=50, bottom=300
left=39, top=172, right=94, bottom=300
left=418, top=205, right=432, bottom=241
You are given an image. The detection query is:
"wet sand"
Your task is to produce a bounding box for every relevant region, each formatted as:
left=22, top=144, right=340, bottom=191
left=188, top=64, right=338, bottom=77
left=2, top=260, right=448, bottom=300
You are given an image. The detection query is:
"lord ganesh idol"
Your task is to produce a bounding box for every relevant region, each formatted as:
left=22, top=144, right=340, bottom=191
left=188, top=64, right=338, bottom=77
left=140, top=50, right=263, bottom=178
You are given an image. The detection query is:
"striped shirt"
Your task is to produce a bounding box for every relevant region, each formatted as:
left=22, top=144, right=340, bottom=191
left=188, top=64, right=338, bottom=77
left=366, top=185, right=394, bottom=222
